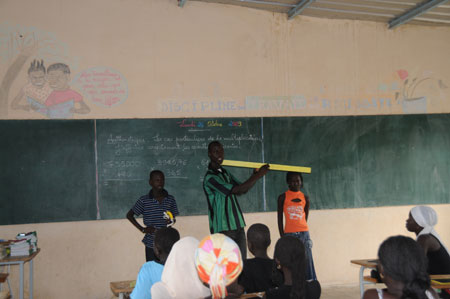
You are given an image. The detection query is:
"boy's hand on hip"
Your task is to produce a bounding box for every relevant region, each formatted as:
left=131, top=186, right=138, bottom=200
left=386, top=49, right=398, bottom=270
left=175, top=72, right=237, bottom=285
left=142, top=226, right=155, bottom=234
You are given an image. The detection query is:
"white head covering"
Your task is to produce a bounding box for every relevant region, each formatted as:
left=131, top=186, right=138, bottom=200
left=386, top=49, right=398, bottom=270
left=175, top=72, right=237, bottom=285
left=151, top=236, right=211, bottom=299
left=410, top=205, right=449, bottom=256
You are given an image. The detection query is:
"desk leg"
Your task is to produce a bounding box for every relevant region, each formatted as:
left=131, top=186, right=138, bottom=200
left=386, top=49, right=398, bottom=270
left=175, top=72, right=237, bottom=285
left=359, top=266, right=365, bottom=299
left=29, top=259, right=34, bottom=299
left=19, top=261, right=24, bottom=299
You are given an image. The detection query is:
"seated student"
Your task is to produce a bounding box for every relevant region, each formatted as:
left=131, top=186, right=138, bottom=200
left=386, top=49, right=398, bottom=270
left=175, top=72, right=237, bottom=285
left=151, top=237, right=211, bottom=299
left=406, top=206, right=450, bottom=275
left=363, top=235, right=439, bottom=299
left=238, top=223, right=277, bottom=294
left=264, top=236, right=320, bottom=299
left=131, top=227, right=180, bottom=299
left=195, top=233, right=244, bottom=299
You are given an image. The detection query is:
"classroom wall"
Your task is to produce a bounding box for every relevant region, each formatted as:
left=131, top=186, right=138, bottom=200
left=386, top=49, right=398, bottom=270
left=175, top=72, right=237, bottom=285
left=1, top=0, right=450, bottom=298
left=1, top=0, right=450, bottom=120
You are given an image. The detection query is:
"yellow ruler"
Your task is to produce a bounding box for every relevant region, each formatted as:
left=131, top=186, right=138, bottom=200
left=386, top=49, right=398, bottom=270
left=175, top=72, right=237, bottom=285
left=222, top=159, right=311, bottom=173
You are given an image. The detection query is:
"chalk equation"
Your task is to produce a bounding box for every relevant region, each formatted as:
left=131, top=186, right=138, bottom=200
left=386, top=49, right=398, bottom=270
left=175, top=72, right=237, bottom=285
left=99, top=118, right=262, bottom=182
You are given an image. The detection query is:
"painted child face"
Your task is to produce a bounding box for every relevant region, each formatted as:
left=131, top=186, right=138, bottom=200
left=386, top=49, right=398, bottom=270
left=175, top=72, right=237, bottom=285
left=47, top=69, right=70, bottom=90
left=208, top=144, right=224, bottom=165
left=288, top=174, right=302, bottom=191
left=150, top=173, right=165, bottom=191
left=29, top=70, right=46, bottom=87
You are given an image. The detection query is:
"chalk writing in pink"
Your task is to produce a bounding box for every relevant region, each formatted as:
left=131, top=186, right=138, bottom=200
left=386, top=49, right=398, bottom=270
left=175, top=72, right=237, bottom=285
left=73, top=66, right=128, bottom=107
left=177, top=119, right=196, bottom=128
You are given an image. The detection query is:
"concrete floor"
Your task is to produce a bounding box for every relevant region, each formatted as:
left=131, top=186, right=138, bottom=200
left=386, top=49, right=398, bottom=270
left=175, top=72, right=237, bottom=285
left=321, top=284, right=366, bottom=299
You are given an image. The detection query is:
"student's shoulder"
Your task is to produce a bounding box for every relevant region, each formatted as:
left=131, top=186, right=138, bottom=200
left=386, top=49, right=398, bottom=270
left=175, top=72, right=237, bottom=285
left=417, top=233, right=439, bottom=246
left=203, top=169, right=223, bottom=183
left=244, top=258, right=273, bottom=270
left=137, top=193, right=150, bottom=201
left=142, top=260, right=164, bottom=270
left=165, top=193, right=177, bottom=201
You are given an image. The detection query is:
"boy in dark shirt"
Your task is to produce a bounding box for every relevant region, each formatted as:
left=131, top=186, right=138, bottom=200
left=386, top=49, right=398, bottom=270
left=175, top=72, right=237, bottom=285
left=126, top=170, right=179, bottom=262
left=238, top=223, right=277, bottom=294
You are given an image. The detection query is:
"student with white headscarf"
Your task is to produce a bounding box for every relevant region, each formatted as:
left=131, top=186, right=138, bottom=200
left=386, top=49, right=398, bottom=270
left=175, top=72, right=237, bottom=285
left=406, top=205, right=450, bottom=275
left=151, top=237, right=211, bottom=299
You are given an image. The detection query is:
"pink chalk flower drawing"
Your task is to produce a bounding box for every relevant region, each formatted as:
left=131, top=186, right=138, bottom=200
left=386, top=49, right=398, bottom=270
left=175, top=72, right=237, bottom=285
left=395, top=69, right=447, bottom=102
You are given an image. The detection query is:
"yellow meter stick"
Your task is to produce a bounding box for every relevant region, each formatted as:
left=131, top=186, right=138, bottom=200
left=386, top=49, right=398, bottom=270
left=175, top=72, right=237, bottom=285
left=222, top=160, right=311, bottom=174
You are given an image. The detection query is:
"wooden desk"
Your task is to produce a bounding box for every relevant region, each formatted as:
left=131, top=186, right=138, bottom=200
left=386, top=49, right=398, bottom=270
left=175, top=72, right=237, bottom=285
left=110, top=280, right=135, bottom=299
left=351, top=259, right=450, bottom=298
left=351, top=259, right=378, bottom=298
left=0, top=249, right=40, bottom=299
left=430, top=275, right=450, bottom=289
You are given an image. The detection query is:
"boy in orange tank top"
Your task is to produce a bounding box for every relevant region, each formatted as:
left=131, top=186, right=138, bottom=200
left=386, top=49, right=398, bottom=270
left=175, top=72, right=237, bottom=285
left=277, top=172, right=317, bottom=281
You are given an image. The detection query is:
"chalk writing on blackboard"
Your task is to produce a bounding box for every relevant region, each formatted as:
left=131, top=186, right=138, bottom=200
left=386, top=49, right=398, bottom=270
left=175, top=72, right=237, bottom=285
left=101, top=128, right=261, bottom=181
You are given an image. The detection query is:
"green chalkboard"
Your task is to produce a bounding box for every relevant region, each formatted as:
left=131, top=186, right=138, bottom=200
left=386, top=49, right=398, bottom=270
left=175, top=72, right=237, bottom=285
left=0, top=120, right=97, bottom=225
left=1, top=114, right=449, bottom=225
left=96, top=118, right=264, bottom=219
left=264, top=114, right=450, bottom=210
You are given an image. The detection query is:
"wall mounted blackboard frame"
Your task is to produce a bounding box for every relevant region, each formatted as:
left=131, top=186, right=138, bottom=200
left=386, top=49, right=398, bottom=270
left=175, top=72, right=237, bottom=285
left=1, top=114, right=449, bottom=225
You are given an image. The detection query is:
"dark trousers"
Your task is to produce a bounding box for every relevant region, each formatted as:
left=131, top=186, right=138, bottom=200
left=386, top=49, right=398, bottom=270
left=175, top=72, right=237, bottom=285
left=145, top=246, right=157, bottom=262
left=221, top=228, right=247, bottom=260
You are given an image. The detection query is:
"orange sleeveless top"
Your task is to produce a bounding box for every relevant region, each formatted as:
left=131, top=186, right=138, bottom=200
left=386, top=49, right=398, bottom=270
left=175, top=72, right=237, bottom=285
left=283, top=190, right=309, bottom=233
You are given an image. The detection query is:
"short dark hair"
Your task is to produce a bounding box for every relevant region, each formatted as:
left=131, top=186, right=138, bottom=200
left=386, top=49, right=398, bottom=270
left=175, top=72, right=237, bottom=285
left=247, top=223, right=271, bottom=250
left=154, top=227, right=180, bottom=255
left=28, top=59, right=46, bottom=74
left=378, top=235, right=430, bottom=298
left=149, top=170, right=164, bottom=180
left=286, top=172, right=303, bottom=185
left=47, top=63, right=70, bottom=74
left=208, top=141, right=222, bottom=152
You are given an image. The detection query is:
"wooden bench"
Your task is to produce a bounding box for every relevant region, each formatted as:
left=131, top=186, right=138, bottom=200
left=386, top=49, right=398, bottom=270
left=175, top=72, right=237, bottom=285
left=110, top=280, right=135, bottom=299
left=430, top=274, right=450, bottom=290
left=0, top=273, right=10, bottom=299
left=0, top=273, right=8, bottom=284
left=110, top=281, right=266, bottom=299
left=240, top=291, right=265, bottom=298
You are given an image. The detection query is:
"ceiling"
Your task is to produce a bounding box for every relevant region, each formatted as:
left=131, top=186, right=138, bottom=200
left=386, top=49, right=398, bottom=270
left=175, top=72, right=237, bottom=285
left=178, top=0, right=450, bottom=28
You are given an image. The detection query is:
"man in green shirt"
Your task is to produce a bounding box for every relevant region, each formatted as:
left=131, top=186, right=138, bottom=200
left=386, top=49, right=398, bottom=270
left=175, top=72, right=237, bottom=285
left=203, top=141, right=269, bottom=259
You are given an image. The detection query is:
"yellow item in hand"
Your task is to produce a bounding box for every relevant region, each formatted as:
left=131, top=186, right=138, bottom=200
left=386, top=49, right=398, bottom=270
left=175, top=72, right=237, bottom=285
left=164, top=211, right=174, bottom=227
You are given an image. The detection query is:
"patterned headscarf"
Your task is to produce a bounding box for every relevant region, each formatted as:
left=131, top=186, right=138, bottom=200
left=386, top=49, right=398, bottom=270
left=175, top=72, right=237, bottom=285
left=151, top=237, right=211, bottom=299
left=410, top=205, right=449, bottom=256
left=195, top=234, right=243, bottom=299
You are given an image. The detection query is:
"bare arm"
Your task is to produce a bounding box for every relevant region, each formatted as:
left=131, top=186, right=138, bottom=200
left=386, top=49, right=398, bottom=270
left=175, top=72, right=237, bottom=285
left=231, top=164, right=269, bottom=195
left=126, top=209, right=155, bottom=234
left=305, top=195, right=310, bottom=222
left=277, top=194, right=285, bottom=237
